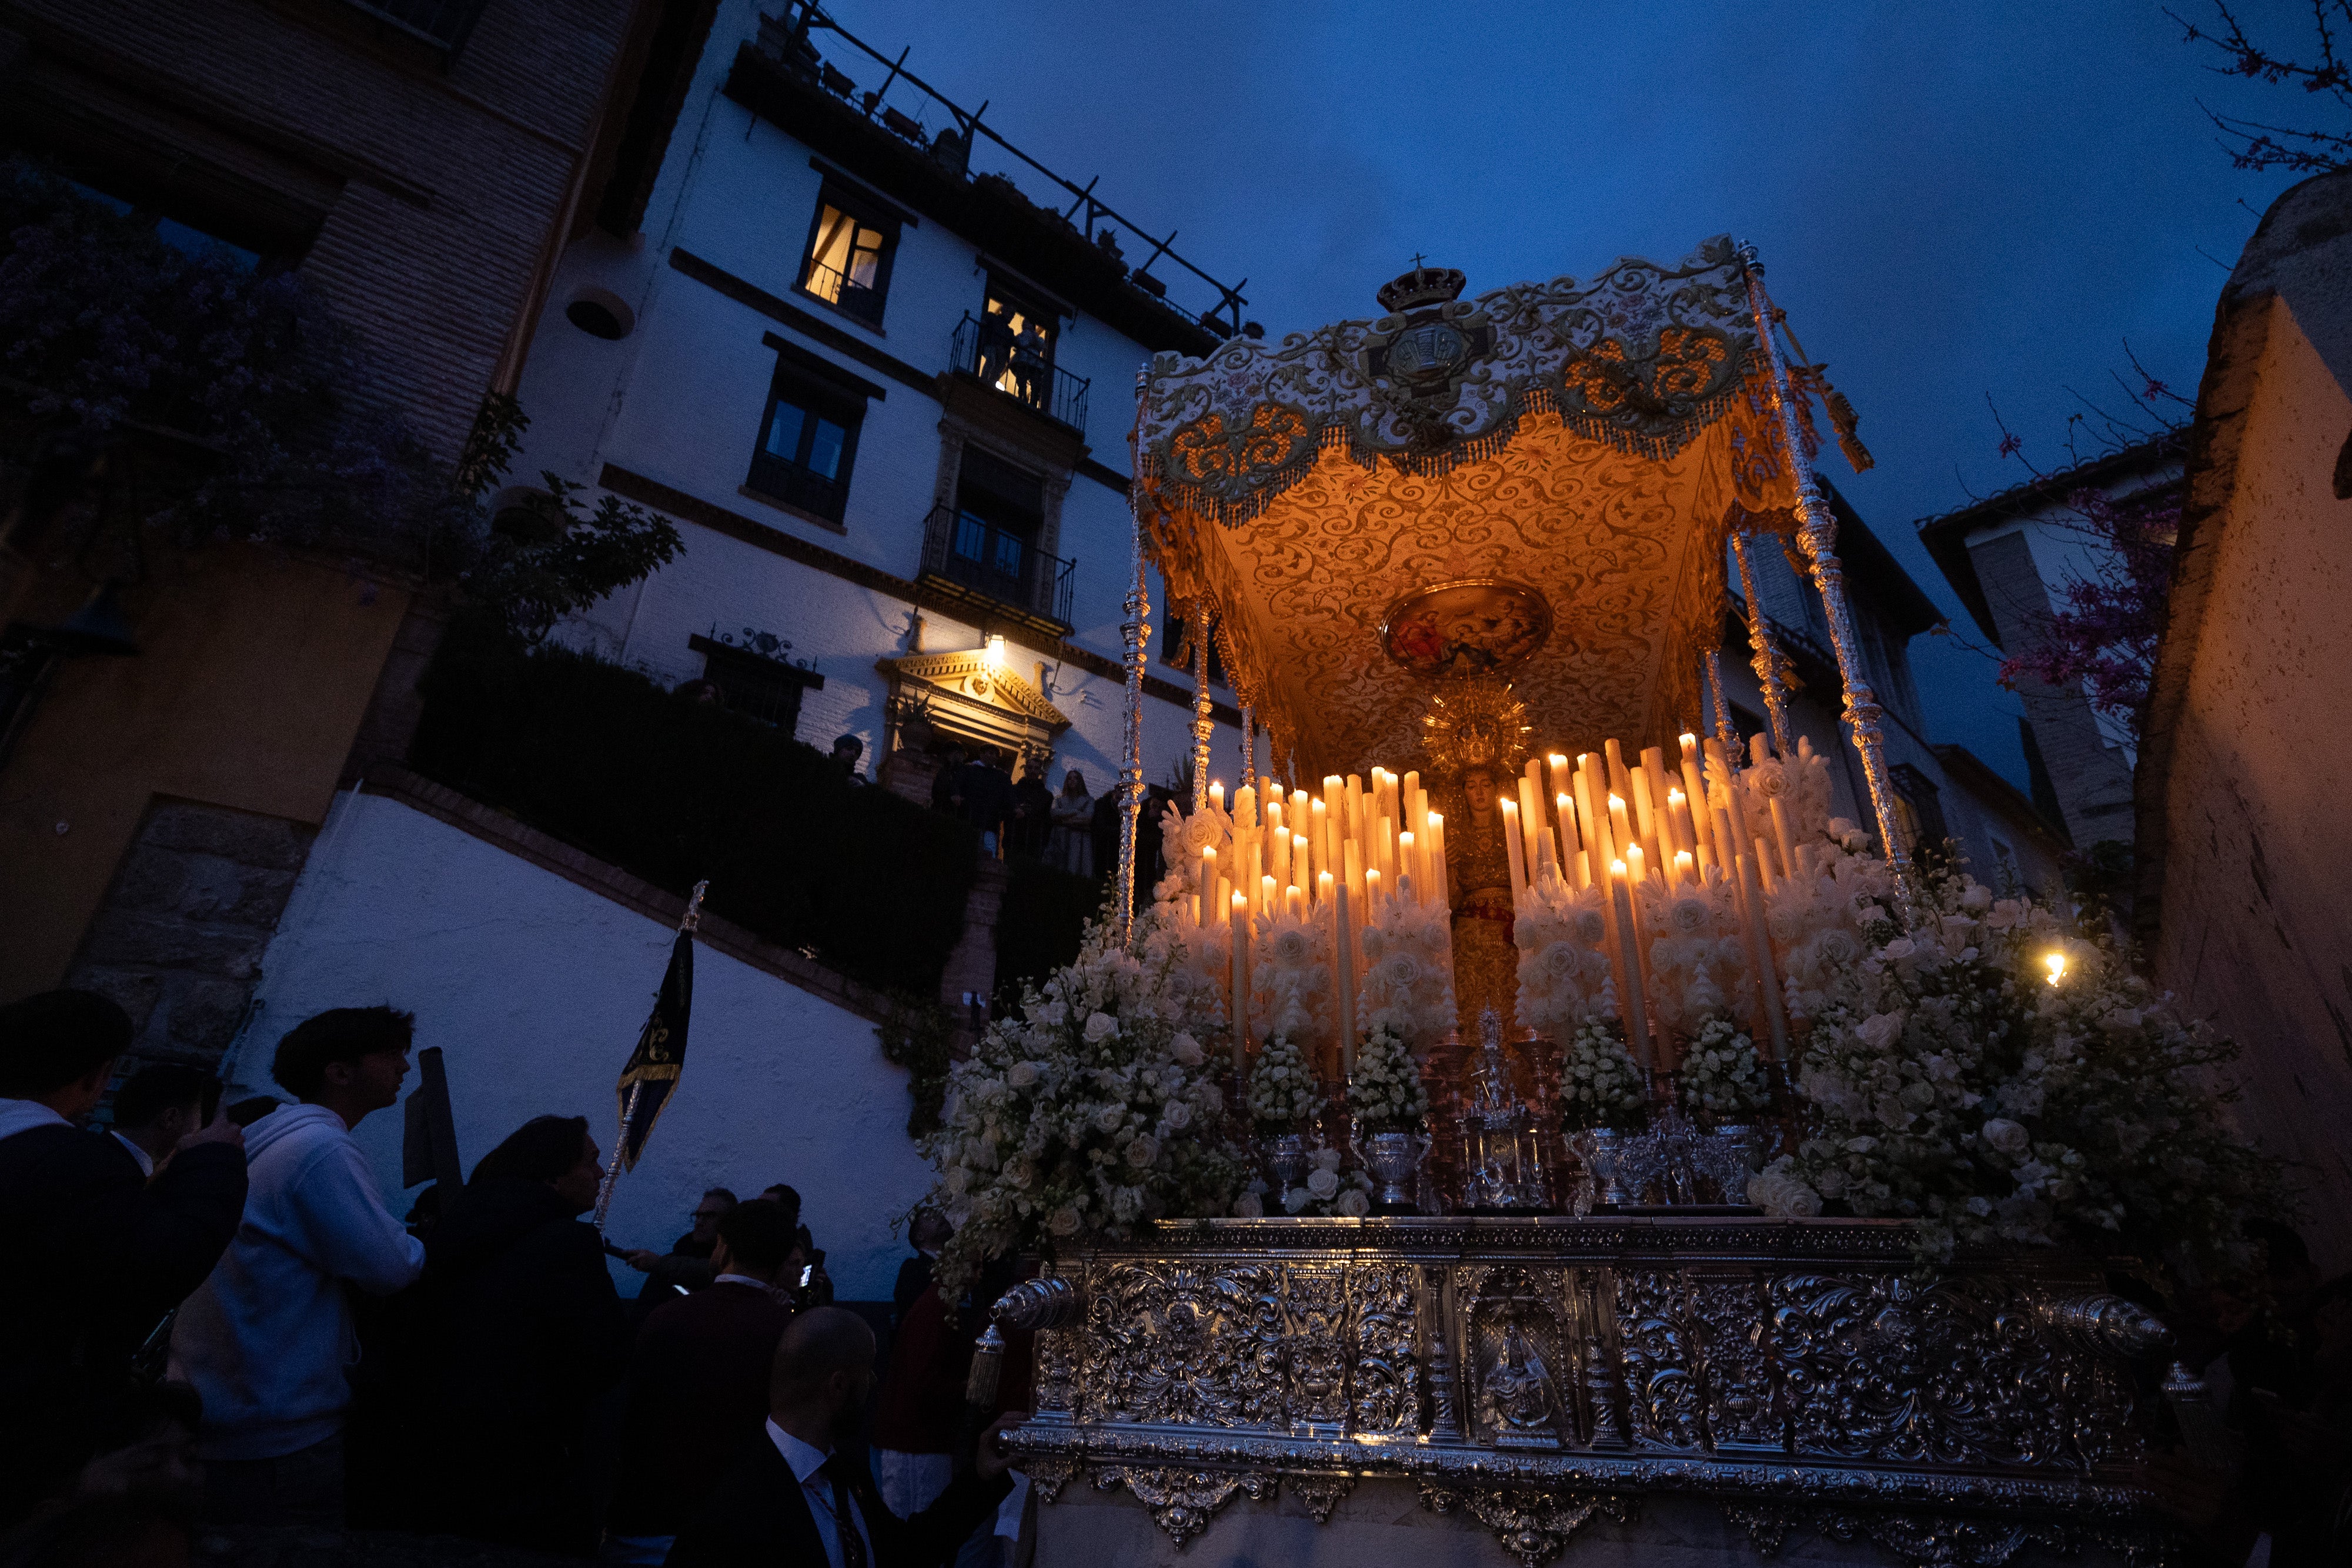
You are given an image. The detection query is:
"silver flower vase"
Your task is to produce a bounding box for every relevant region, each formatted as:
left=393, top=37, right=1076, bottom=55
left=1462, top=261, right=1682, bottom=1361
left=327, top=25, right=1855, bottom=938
left=1701, top=1124, right=1762, bottom=1205
left=1569, top=1126, right=1633, bottom=1207
left=1352, top=1126, right=1425, bottom=1211
left=1260, top=1131, right=1308, bottom=1192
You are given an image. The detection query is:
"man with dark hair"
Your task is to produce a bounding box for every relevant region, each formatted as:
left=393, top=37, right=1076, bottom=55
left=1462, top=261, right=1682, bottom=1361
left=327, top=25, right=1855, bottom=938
left=108, top=1063, right=220, bottom=1179
left=623, top=1186, right=736, bottom=1304
left=0, top=989, right=245, bottom=1526
left=666, top=1306, right=1017, bottom=1566
left=168, top=1005, right=426, bottom=1526
left=606, top=1201, right=807, bottom=1562
left=831, top=734, right=866, bottom=784
left=761, top=1184, right=833, bottom=1306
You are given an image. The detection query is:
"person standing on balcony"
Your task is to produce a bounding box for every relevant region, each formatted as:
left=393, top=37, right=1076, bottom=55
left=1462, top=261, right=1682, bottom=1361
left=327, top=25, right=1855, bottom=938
left=1009, top=318, right=1049, bottom=409
left=1050, top=768, right=1095, bottom=878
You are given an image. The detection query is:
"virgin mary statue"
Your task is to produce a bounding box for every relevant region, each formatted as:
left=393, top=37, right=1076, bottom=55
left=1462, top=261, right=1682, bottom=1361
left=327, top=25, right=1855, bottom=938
left=1424, top=678, right=1528, bottom=1044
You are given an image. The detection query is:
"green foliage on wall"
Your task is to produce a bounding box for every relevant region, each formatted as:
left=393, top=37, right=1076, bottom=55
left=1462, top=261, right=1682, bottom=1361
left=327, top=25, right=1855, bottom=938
left=410, top=617, right=978, bottom=997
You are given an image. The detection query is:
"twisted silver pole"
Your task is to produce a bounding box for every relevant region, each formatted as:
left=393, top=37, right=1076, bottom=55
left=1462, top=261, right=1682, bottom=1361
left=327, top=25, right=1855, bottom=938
left=1729, top=533, right=1796, bottom=758
left=1117, top=372, right=1152, bottom=942
left=1737, top=243, right=1909, bottom=890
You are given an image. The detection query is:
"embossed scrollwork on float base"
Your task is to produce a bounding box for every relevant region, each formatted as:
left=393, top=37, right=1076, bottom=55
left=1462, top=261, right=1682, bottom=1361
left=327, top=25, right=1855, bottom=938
left=1419, top=1482, right=1639, bottom=1568
left=1006, top=1221, right=2174, bottom=1568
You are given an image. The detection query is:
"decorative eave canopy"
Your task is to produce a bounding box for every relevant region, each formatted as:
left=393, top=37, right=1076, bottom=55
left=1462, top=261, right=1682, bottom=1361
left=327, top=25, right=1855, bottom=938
left=878, top=647, right=1069, bottom=764
left=1132, top=238, right=1843, bottom=780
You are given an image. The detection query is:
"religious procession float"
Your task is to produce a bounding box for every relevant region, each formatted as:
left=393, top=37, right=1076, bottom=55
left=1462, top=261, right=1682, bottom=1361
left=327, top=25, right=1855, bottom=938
left=918, top=240, right=2273, bottom=1567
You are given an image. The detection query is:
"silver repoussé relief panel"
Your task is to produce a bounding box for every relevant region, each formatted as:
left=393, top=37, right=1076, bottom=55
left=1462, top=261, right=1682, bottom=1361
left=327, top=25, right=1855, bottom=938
left=997, top=1221, right=2176, bottom=1568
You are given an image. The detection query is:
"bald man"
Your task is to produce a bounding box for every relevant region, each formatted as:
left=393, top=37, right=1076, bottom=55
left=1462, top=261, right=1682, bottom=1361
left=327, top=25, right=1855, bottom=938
left=664, top=1306, right=1017, bottom=1567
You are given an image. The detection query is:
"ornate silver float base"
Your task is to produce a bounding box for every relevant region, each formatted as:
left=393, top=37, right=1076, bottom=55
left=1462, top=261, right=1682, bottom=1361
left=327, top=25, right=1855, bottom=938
left=997, top=1217, right=2177, bottom=1568
left=1037, top=1474, right=2157, bottom=1568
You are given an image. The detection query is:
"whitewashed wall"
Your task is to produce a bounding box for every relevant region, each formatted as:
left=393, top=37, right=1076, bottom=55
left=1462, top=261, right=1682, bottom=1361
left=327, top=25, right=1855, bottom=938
left=223, top=790, right=934, bottom=1302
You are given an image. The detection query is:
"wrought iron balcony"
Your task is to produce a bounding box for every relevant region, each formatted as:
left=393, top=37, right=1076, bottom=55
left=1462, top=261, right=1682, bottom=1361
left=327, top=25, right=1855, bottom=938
left=801, top=258, right=886, bottom=327
left=950, top=313, right=1090, bottom=434
left=917, top=504, right=1075, bottom=632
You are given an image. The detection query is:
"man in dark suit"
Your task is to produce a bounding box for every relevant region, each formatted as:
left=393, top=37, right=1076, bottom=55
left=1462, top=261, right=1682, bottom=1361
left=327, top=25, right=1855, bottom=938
left=665, top=1306, right=1016, bottom=1567
left=606, top=1199, right=804, bottom=1560
left=0, top=989, right=247, bottom=1526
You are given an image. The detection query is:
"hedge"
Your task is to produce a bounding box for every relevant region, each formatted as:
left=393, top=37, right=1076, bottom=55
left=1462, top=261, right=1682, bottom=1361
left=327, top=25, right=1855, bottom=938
left=409, top=618, right=978, bottom=998
left=994, top=858, right=1104, bottom=999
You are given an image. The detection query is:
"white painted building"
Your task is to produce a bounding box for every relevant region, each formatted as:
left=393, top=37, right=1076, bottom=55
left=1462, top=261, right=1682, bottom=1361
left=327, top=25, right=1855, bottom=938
left=222, top=2, right=1259, bottom=1299
left=509, top=0, right=1250, bottom=801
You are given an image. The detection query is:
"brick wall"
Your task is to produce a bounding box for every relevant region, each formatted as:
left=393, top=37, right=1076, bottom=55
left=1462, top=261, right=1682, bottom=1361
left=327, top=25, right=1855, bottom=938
left=66, top=800, right=316, bottom=1074
left=1967, top=530, right=2134, bottom=848
left=6, top=0, right=643, bottom=457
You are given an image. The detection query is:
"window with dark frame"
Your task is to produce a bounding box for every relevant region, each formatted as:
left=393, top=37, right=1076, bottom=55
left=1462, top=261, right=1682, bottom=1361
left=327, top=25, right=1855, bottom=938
left=689, top=634, right=823, bottom=732
left=941, top=447, right=1047, bottom=607
left=799, top=186, right=898, bottom=327
left=1889, top=762, right=1949, bottom=852
left=746, top=359, right=864, bottom=523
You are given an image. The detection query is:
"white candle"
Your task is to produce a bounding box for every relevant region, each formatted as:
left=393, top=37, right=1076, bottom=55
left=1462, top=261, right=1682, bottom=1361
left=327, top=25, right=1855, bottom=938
left=1398, top=830, right=1418, bottom=904
left=1334, top=877, right=1357, bottom=1073
left=1677, top=734, right=1715, bottom=871
left=1230, top=891, right=1250, bottom=1070
left=1500, top=797, right=1527, bottom=905
left=1609, top=858, right=1655, bottom=1073
left=1428, top=811, right=1448, bottom=911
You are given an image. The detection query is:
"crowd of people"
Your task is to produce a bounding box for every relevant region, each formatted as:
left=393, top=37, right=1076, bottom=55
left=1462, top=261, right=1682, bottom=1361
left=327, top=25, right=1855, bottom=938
left=928, top=745, right=1098, bottom=874
left=0, top=989, right=1023, bottom=1567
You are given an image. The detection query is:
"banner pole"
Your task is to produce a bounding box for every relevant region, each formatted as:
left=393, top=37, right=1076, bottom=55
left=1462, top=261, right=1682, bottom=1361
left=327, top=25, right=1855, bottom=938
left=594, top=880, right=707, bottom=1232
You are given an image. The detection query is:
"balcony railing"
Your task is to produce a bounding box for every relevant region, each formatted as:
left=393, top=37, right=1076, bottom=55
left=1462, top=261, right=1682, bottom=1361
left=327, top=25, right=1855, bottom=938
left=950, top=313, right=1090, bottom=434
left=918, top=504, right=1075, bottom=629
left=801, top=258, right=886, bottom=327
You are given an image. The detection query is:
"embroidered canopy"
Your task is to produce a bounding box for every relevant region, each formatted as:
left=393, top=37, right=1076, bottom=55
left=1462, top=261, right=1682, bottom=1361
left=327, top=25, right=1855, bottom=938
left=1135, top=236, right=1856, bottom=780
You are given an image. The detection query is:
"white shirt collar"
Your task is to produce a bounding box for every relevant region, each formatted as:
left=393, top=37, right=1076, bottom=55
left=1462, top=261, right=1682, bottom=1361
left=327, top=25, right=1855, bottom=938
left=765, top=1418, right=830, bottom=1486
left=111, top=1130, right=155, bottom=1178
left=0, top=1098, right=70, bottom=1143
left=712, top=1272, right=770, bottom=1290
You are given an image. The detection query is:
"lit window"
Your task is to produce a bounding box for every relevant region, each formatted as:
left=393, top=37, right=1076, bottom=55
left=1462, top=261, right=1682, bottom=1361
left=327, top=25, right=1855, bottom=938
left=799, top=191, right=897, bottom=327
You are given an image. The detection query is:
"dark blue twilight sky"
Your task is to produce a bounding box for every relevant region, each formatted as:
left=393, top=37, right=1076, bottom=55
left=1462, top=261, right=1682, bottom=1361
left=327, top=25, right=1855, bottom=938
left=824, top=0, right=2307, bottom=786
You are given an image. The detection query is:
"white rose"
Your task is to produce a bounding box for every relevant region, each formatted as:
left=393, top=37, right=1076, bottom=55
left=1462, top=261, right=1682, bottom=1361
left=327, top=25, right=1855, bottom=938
left=1541, top=942, right=1582, bottom=981
left=1125, top=1134, right=1161, bottom=1168
left=1670, top=897, right=1712, bottom=935
left=1853, top=1011, right=1906, bottom=1051
left=1085, top=1012, right=1120, bottom=1042
left=1571, top=908, right=1610, bottom=947
left=1170, top=1032, right=1205, bottom=1066
left=1007, top=1061, right=1042, bottom=1090
left=1234, top=1190, right=1264, bottom=1218
left=1980, top=1118, right=2031, bottom=1158
left=1310, top=1146, right=1342, bottom=1172
left=1813, top=928, right=1861, bottom=966
left=1749, top=759, right=1789, bottom=798
left=1381, top=953, right=1424, bottom=989
left=1879, top=937, right=1915, bottom=961
left=1160, top=1100, right=1193, bottom=1131
left=1094, top=1104, right=1127, bottom=1134
left=1272, top=928, right=1313, bottom=967
left=1049, top=1205, right=1082, bottom=1236
left=1306, top=1167, right=1341, bottom=1200
left=1283, top=1186, right=1312, bottom=1215
left=1335, top=1188, right=1371, bottom=1218
left=1959, top=884, right=1992, bottom=912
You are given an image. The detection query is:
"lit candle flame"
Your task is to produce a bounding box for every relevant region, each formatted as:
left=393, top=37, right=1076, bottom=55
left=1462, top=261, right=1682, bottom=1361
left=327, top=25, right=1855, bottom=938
left=2044, top=951, right=2067, bottom=986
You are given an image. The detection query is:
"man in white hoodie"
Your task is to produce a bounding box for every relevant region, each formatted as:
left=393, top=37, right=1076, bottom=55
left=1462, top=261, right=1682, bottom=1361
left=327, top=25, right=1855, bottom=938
left=171, top=1005, right=427, bottom=1526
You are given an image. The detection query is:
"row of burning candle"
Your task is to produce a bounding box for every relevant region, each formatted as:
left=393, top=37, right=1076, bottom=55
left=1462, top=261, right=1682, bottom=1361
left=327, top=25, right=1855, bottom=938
left=1500, top=732, right=1802, bottom=1068
left=1178, top=769, right=1455, bottom=1074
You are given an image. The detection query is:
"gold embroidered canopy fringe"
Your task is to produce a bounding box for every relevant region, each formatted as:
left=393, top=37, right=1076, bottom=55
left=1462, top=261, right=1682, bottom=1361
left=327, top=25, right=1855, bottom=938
left=1131, top=238, right=1877, bottom=785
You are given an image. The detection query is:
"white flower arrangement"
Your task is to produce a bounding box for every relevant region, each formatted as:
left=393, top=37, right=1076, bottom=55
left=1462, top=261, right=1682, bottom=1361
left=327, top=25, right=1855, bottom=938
left=1356, top=879, right=1457, bottom=1050
left=921, top=908, right=1249, bottom=1294
left=1512, top=871, right=1616, bottom=1038
left=1246, top=1030, right=1323, bottom=1130
left=1678, top=1015, right=1772, bottom=1120
left=1746, top=855, right=2282, bottom=1266
left=1237, top=1144, right=1375, bottom=1218
left=1559, top=1017, right=1649, bottom=1131
left=1346, top=1021, right=1430, bottom=1131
